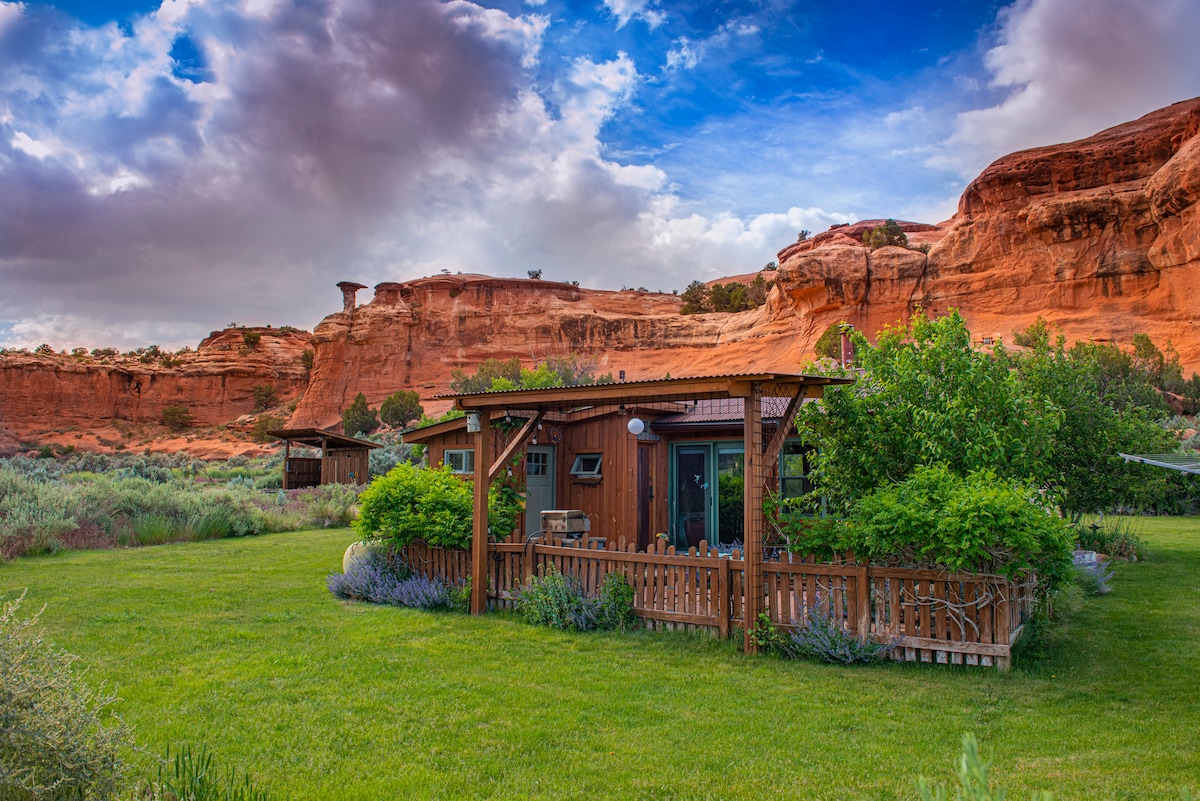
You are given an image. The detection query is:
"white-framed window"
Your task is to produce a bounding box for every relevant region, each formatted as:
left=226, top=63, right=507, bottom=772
left=444, top=449, right=475, bottom=475
left=570, top=453, right=603, bottom=478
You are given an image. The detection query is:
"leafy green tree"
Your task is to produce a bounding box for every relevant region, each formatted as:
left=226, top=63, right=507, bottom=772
left=812, top=322, right=847, bottom=360
left=1013, top=331, right=1179, bottom=516
left=380, top=390, right=424, bottom=428
left=680, top=280, right=710, bottom=314
left=746, top=273, right=771, bottom=306
left=341, top=392, right=380, bottom=436
left=241, top=330, right=261, bottom=349
left=450, top=357, right=523, bottom=393
left=797, top=310, right=1058, bottom=513
left=862, top=219, right=908, bottom=250
left=450, top=355, right=612, bottom=394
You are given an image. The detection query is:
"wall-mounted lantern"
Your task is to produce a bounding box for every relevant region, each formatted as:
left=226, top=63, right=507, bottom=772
left=467, top=412, right=482, bottom=433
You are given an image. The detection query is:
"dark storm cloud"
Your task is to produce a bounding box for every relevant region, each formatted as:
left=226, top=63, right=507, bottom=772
left=0, top=0, right=542, bottom=346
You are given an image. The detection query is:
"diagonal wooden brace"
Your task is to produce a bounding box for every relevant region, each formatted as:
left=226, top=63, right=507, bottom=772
left=488, top=410, right=545, bottom=481
left=763, top=385, right=812, bottom=466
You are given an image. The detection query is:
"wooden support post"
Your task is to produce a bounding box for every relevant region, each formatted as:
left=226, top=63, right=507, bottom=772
left=470, top=412, right=493, bottom=615
left=282, top=439, right=291, bottom=490
left=743, top=381, right=763, bottom=653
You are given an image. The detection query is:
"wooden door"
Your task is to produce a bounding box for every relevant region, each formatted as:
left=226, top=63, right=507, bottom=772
left=637, top=444, right=652, bottom=551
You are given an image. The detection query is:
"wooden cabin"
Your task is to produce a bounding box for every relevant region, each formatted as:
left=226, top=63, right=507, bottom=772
left=268, top=428, right=381, bottom=489
left=402, top=373, right=848, bottom=553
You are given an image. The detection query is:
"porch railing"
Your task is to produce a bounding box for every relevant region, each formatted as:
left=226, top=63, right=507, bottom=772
left=396, top=534, right=1036, bottom=670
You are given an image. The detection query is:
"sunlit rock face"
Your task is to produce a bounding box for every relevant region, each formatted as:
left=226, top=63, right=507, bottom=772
left=5, top=98, right=1200, bottom=451
left=775, top=97, right=1200, bottom=364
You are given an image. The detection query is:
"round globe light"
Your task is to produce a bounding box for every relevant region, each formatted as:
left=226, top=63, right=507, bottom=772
left=627, top=417, right=645, bottom=436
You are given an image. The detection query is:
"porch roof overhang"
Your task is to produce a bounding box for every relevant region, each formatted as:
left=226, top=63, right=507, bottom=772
left=267, top=428, right=382, bottom=450
left=441, top=372, right=852, bottom=413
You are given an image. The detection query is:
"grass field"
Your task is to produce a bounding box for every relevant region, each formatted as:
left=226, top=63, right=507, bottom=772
left=3, top=519, right=1199, bottom=800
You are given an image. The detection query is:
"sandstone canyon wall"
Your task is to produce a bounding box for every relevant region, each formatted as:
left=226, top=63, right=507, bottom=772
left=4, top=97, right=1200, bottom=449
left=0, top=328, right=310, bottom=456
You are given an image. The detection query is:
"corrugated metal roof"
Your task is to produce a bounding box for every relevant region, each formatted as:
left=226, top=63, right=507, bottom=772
left=651, top=396, right=803, bottom=426
left=433, top=371, right=849, bottom=400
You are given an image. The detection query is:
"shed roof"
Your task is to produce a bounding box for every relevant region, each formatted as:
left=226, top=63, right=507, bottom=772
left=651, top=396, right=804, bottom=427
left=267, top=428, right=382, bottom=449
left=442, top=372, right=851, bottom=412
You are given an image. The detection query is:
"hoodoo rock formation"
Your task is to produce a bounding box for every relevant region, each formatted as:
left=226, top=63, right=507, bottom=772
left=4, top=97, right=1200, bottom=449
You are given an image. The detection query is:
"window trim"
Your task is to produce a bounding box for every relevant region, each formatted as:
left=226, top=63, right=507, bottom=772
left=443, top=448, right=475, bottom=475
left=569, top=453, right=603, bottom=478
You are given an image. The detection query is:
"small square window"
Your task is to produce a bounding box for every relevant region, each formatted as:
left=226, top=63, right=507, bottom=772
left=570, top=453, right=602, bottom=478
left=526, top=451, right=548, bottom=476
left=444, top=449, right=474, bottom=474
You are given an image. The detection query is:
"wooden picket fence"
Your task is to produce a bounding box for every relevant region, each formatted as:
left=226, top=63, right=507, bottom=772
left=397, top=534, right=1037, bottom=669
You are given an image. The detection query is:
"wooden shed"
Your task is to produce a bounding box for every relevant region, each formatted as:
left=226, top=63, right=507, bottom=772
left=401, top=372, right=854, bottom=649
left=268, top=428, right=381, bottom=489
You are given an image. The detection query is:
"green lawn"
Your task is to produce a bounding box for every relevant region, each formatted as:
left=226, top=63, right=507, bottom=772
left=3, top=520, right=1199, bottom=800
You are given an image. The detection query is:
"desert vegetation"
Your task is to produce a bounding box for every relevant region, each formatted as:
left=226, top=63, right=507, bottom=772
left=679, top=273, right=772, bottom=314
left=0, top=452, right=360, bottom=561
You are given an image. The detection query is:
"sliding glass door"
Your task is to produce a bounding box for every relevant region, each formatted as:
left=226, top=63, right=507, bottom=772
left=670, top=442, right=744, bottom=550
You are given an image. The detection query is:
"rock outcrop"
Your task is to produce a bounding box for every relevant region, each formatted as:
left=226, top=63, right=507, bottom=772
left=776, top=98, right=1200, bottom=361
left=0, top=328, right=310, bottom=456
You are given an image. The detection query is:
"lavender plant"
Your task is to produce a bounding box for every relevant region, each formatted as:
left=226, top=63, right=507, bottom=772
left=327, top=556, right=457, bottom=611
left=1072, top=561, right=1115, bottom=596
left=784, top=607, right=895, bottom=665
left=515, top=565, right=600, bottom=631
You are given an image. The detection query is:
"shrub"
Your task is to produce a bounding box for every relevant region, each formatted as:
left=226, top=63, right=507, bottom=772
left=353, top=464, right=523, bottom=550
left=0, top=592, right=132, bottom=800
left=252, top=384, right=278, bottom=412
left=784, top=604, right=894, bottom=664
left=379, top=390, right=424, bottom=428
left=596, top=573, right=636, bottom=630
left=1075, top=518, right=1146, bottom=561
left=341, top=392, right=379, bottom=437
left=242, top=330, right=261, bottom=349
left=782, top=465, right=1074, bottom=593
left=300, top=349, right=314, bottom=372
left=863, top=218, right=908, bottom=250
left=1072, top=562, right=1114, bottom=596
left=515, top=565, right=600, bottom=631
left=327, top=555, right=457, bottom=610
left=251, top=415, right=286, bottom=444
left=162, top=405, right=193, bottom=432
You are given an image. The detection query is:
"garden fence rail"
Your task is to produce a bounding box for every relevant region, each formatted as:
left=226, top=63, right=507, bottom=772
left=397, top=534, right=1035, bottom=669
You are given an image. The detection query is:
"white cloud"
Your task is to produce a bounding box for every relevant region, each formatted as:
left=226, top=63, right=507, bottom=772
left=665, top=37, right=698, bottom=72
left=931, top=0, right=1200, bottom=177
left=601, top=0, right=665, bottom=30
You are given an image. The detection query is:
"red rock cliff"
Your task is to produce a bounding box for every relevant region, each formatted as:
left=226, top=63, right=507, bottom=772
left=0, top=328, right=311, bottom=456
left=294, top=98, right=1200, bottom=430
left=776, top=97, right=1200, bottom=362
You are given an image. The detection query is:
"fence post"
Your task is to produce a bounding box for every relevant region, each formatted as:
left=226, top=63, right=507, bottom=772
left=855, top=558, right=871, bottom=640
left=718, top=556, right=731, bottom=639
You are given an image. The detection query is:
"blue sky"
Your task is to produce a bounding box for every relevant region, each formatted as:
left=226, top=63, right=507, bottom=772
left=2, top=0, right=1200, bottom=349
